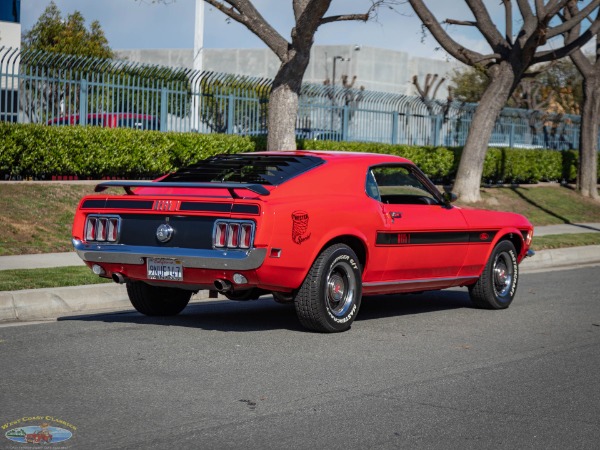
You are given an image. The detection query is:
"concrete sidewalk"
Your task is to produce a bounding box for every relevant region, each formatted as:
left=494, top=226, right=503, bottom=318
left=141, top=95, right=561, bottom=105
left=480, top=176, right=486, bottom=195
left=1, top=223, right=599, bottom=324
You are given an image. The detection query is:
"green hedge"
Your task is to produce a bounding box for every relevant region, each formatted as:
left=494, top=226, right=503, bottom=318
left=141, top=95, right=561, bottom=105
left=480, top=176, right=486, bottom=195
left=0, top=122, right=596, bottom=183
left=0, top=123, right=256, bottom=179
left=300, top=138, right=593, bottom=183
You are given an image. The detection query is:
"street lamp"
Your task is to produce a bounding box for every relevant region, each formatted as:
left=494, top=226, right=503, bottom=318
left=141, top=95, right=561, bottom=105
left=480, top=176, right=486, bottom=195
left=331, top=56, right=348, bottom=134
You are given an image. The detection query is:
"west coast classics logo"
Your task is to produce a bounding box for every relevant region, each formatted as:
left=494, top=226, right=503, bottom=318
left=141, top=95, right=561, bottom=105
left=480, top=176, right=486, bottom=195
left=3, top=416, right=76, bottom=446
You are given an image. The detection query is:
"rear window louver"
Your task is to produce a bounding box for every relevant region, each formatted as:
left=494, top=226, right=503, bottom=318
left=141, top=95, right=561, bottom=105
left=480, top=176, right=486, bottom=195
left=161, top=154, right=325, bottom=186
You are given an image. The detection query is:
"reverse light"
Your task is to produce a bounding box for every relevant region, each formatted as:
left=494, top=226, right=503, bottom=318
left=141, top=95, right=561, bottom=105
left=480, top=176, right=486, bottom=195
left=92, top=264, right=106, bottom=276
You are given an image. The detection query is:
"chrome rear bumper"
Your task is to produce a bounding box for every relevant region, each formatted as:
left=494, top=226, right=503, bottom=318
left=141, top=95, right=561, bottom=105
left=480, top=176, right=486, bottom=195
left=72, top=239, right=267, bottom=271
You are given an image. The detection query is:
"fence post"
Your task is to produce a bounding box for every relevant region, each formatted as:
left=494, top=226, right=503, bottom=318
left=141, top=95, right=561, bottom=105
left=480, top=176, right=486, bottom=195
left=509, top=121, right=515, bottom=148
left=433, top=115, right=442, bottom=146
left=227, top=93, right=235, bottom=134
left=79, top=79, right=88, bottom=126
left=160, top=87, right=168, bottom=132
left=391, top=112, right=399, bottom=145
left=342, top=105, right=349, bottom=141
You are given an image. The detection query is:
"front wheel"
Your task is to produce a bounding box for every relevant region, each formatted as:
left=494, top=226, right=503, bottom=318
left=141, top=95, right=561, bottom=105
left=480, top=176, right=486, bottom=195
left=126, top=281, right=192, bottom=316
left=294, top=244, right=362, bottom=332
left=469, top=240, right=519, bottom=309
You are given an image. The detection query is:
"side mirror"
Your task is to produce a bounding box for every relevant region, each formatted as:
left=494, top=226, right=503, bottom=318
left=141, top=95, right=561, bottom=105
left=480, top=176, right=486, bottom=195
left=442, top=192, right=458, bottom=205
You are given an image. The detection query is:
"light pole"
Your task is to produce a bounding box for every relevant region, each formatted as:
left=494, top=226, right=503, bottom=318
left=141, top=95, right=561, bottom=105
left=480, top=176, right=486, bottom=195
left=191, top=0, right=205, bottom=132
left=331, top=56, right=348, bottom=135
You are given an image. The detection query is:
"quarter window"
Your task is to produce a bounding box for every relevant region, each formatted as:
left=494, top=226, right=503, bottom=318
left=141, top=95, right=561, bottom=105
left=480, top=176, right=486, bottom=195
left=367, top=165, right=439, bottom=205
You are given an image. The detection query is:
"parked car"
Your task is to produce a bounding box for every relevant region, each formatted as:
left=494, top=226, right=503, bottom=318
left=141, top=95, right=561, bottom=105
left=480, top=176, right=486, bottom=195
left=72, top=151, right=534, bottom=332
left=47, top=113, right=159, bottom=130
left=26, top=431, right=52, bottom=444
left=296, top=128, right=343, bottom=141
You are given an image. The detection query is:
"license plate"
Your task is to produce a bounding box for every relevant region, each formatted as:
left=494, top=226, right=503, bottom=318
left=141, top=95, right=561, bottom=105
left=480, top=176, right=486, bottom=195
left=147, top=257, right=183, bottom=281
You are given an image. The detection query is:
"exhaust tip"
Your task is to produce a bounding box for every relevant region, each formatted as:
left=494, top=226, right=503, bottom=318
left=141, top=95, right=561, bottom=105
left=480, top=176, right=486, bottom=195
left=214, top=279, right=233, bottom=293
left=112, top=273, right=126, bottom=284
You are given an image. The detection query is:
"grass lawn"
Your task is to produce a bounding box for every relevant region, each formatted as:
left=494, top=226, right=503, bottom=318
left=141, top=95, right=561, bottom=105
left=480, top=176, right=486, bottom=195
left=0, top=266, right=112, bottom=291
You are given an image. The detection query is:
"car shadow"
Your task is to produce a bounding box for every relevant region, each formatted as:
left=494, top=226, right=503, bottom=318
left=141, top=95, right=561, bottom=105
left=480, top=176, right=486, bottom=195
left=59, top=290, right=473, bottom=333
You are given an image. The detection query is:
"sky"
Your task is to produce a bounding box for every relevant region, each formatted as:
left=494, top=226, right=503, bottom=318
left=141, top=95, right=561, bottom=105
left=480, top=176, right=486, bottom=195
left=18, top=0, right=494, bottom=61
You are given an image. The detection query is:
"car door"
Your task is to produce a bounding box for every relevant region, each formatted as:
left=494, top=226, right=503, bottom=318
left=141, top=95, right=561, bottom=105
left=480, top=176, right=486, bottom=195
left=368, top=165, right=469, bottom=283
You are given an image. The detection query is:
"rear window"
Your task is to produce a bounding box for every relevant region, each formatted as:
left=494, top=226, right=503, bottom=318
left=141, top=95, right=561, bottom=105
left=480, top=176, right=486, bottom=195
left=162, top=154, right=325, bottom=186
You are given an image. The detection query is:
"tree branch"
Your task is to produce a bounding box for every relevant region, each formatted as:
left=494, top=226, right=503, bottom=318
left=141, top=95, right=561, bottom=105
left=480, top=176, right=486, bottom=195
left=502, top=0, right=513, bottom=45
left=534, top=20, right=600, bottom=63
left=204, top=0, right=289, bottom=60
left=464, top=0, right=506, bottom=49
left=320, top=13, right=369, bottom=25
left=563, top=2, right=595, bottom=76
left=444, top=19, right=477, bottom=26
left=408, top=0, right=486, bottom=66
left=547, top=0, right=600, bottom=39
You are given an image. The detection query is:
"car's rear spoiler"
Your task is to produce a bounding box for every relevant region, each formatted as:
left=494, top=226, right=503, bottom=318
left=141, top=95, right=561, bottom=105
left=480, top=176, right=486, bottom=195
left=94, top=181, right=270, bottom=198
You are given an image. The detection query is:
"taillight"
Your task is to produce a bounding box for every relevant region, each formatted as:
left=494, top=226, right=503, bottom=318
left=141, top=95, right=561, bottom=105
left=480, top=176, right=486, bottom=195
left=239, top=223, right=253, bottom=249
left=214, top=222, right=228, bottom=248
left=227, top=223, right=240, bottom=248
left=213, top=221, right=255, bottom=250
left=84, top=215, right=121, bottom=243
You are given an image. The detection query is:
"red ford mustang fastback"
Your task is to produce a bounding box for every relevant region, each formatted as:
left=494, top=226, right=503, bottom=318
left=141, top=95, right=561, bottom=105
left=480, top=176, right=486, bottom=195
left=72, top=151, right=534, bottom=332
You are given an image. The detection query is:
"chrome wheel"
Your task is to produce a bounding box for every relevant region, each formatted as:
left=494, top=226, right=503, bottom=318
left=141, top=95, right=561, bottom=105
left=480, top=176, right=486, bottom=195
left=493, top=251, right=514, bottom=297
left=294, top=244, right=362, bottom=332
left=469, top=240, right=519, bottom=310
left=326, top=262, right=357, bottom=317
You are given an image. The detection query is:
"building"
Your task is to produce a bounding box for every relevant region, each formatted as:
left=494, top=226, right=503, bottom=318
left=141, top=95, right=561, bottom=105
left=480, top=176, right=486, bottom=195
left=116, top=45, right=463, bottom=99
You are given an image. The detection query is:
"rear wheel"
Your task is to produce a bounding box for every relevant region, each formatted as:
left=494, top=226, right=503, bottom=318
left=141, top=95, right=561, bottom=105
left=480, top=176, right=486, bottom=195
left=294, top=244, right=362, bottom=332
left=469, top=240, right=519, bottom=309
left=126, top=281, right=192, bottom=316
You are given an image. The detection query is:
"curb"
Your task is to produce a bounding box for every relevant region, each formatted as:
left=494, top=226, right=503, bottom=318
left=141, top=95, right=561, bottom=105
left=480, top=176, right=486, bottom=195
left=520, top=245, right=600, bottom=271
left=0, top=284, right=217, bottom=323
left=1, top=246, right=599, bottom=324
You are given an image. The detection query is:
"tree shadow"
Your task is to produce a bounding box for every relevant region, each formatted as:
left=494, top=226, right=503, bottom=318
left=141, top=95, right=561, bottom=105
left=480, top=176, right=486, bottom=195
left=508, top=186, right=600, bottom=231
left=511, top=186, right=600, bottom=232
left=59, top=290, right=473, bottom=333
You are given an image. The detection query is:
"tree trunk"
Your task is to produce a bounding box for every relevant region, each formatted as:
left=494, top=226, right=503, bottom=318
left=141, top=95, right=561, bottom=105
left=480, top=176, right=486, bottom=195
left=267, top=49, right=310, bottom=151
left=578, top=77, right=600, bottom=200
left=453, top=64, right=517, bottom=202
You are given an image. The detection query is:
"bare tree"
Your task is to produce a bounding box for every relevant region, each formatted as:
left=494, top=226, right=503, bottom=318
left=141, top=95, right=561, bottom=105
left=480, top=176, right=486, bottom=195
left=193, top=1, right=396, bottom=151
left=564, top=3, right=600, bottom=200
left=324, top=74, right=365, bottom=130
left=408, top=0, right=600, bottom=202
left=412, top=73, right=446, bottom=114
left=412, top=73, right=447, bottom=145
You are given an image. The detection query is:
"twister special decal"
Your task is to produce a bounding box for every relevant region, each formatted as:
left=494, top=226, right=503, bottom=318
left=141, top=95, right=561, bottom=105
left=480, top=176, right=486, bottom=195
left=291, top=210, right=311, bottom=245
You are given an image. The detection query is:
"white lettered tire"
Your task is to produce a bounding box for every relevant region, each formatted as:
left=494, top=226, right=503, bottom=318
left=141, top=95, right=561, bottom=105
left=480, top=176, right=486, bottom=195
left=294, top=244, right=362, bottom=332
left=469, top=240, right=519, bottom=309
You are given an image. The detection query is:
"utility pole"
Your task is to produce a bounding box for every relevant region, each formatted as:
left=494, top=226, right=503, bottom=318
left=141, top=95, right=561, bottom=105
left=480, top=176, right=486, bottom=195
left=191, top=0, right=205, bottom=131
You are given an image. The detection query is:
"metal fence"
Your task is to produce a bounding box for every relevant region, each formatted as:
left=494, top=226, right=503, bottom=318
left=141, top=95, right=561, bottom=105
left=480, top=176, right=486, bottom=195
left=0, top=47, right=582, bottom=149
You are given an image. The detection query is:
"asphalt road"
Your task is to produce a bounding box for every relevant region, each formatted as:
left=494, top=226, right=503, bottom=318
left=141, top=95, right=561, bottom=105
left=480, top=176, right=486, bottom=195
left=1, top=266, right=599, bottom=450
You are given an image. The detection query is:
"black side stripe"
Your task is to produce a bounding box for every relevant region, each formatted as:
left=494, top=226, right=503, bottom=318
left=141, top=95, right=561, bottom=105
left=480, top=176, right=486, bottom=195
left=376, top=230, right=498, bottom=246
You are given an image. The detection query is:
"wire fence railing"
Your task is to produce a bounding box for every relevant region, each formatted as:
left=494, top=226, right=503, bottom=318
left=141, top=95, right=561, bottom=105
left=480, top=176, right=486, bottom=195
left=0, top=47, right=583, bottom=150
